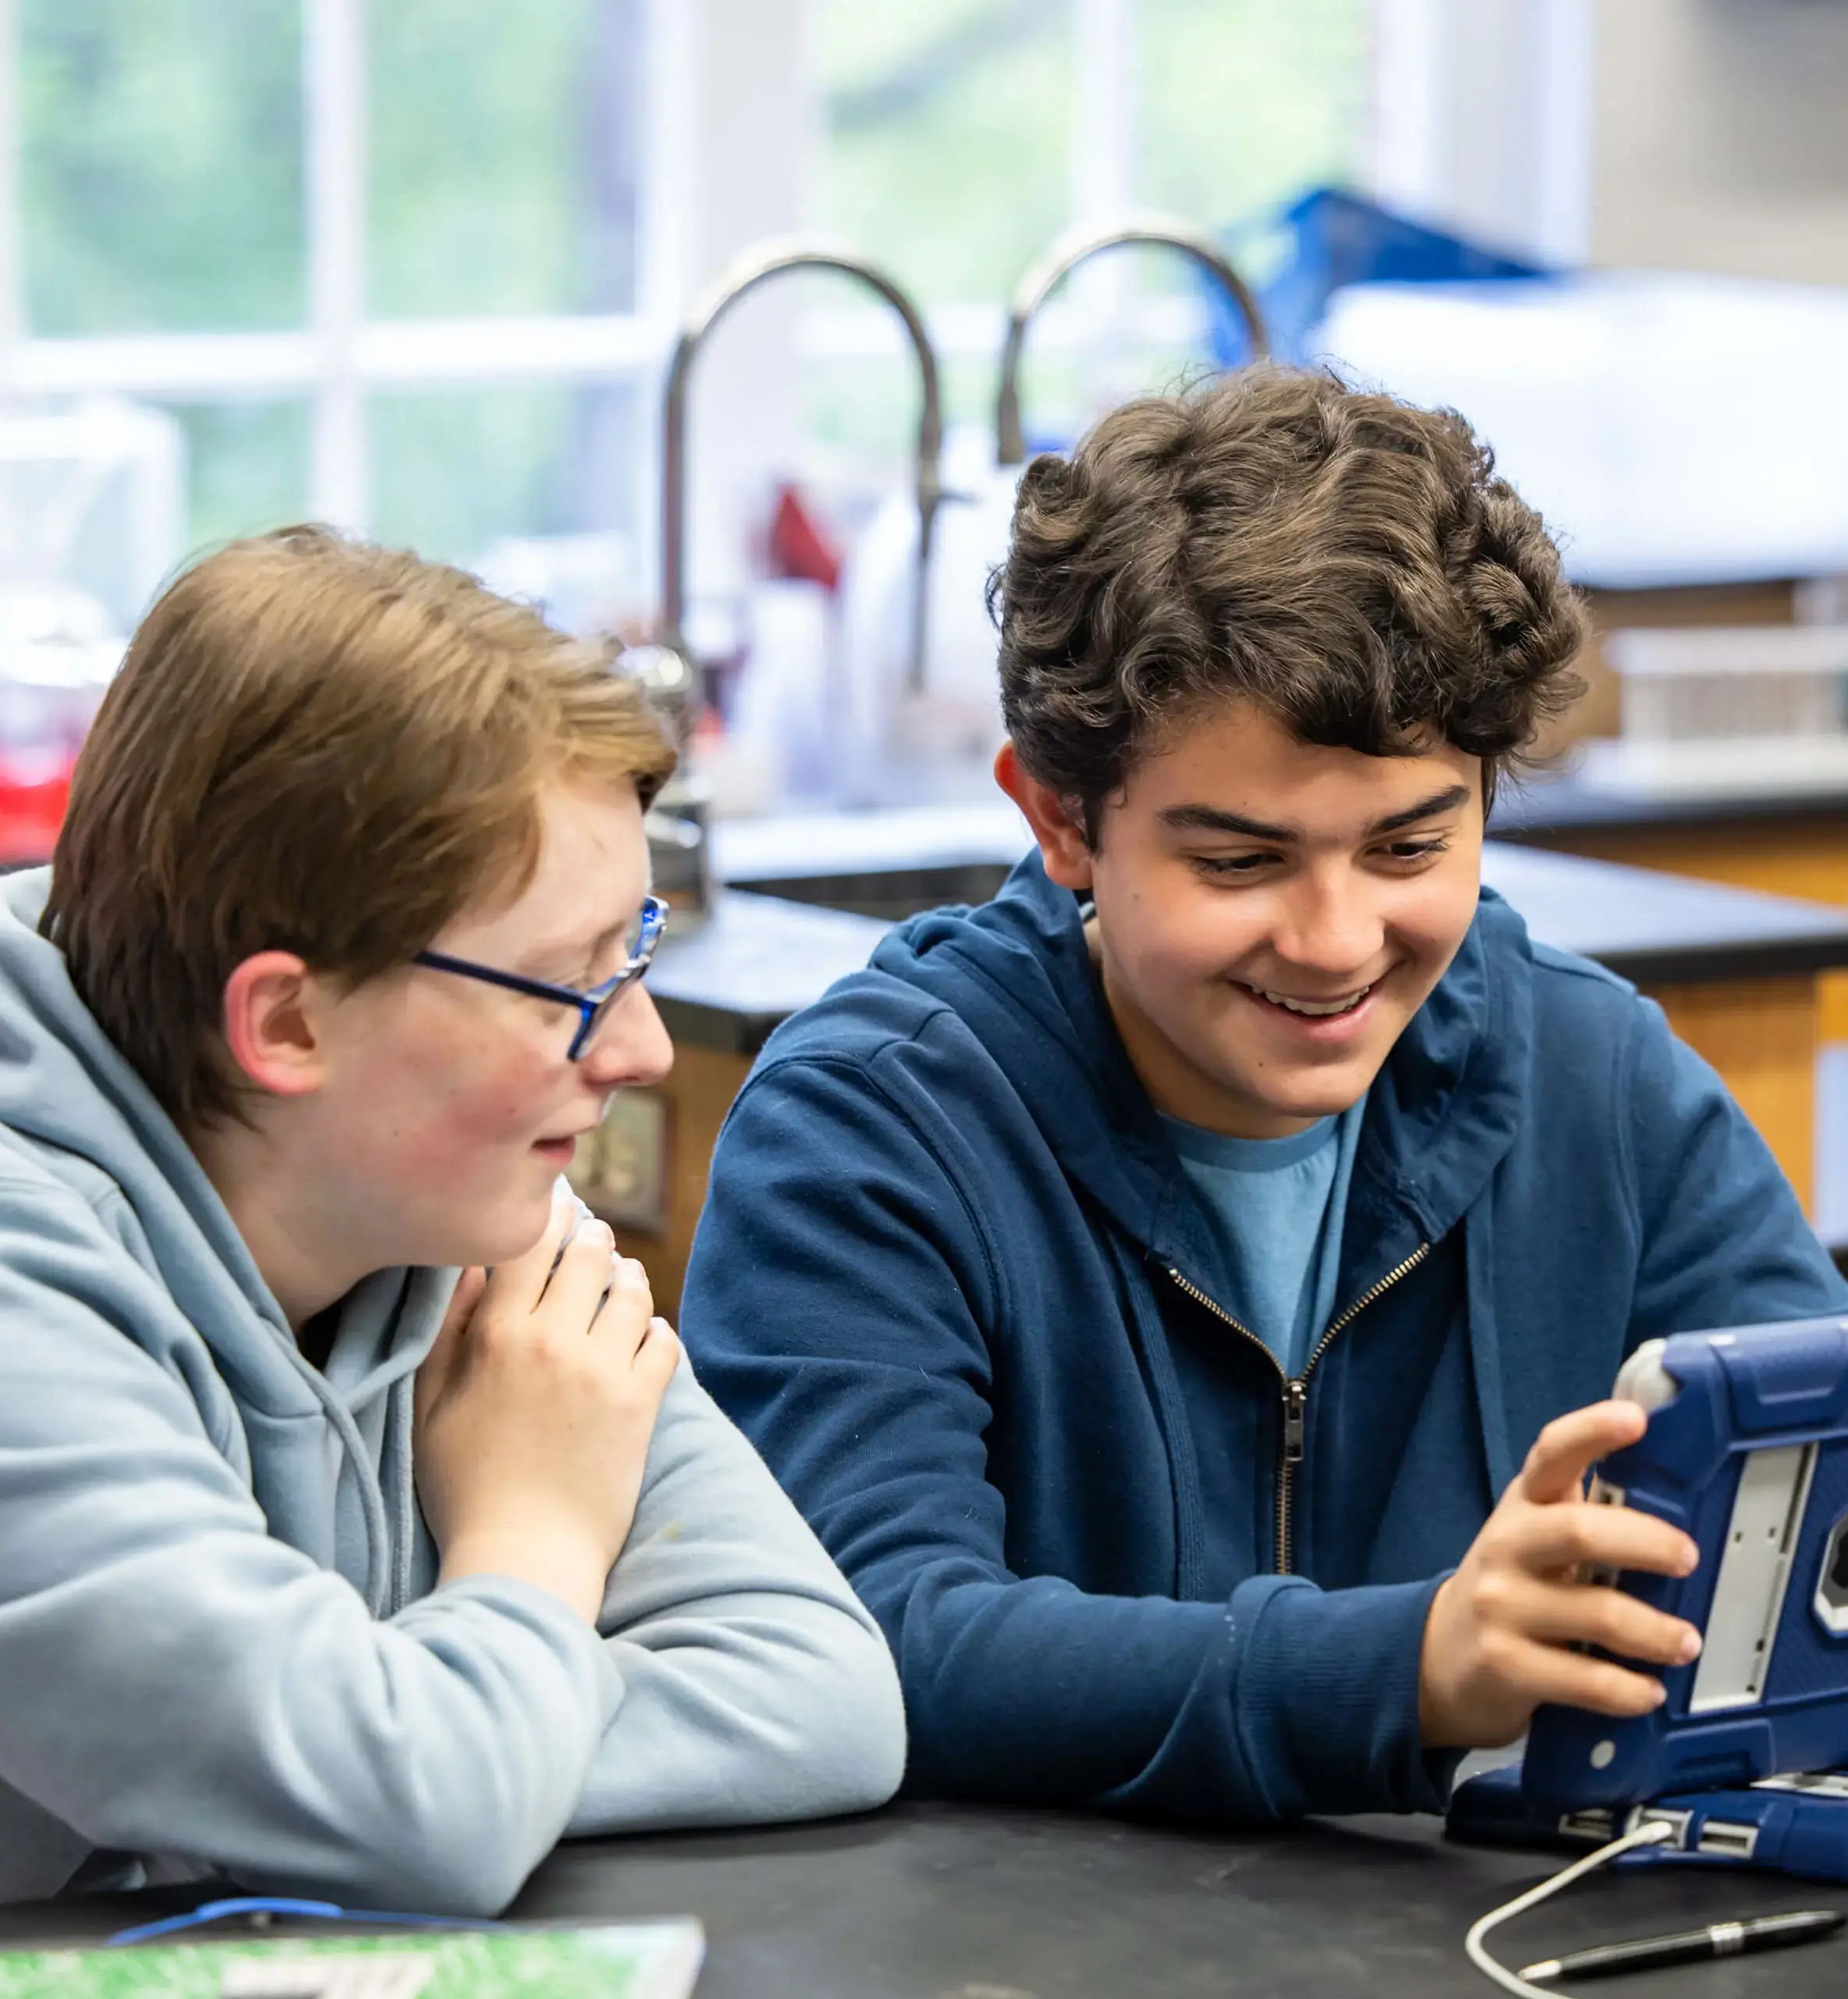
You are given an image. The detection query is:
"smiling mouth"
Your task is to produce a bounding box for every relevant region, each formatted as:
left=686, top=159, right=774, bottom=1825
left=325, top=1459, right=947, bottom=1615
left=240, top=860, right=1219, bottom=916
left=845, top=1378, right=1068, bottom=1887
left=1237, top=981, right=1376, bottom=1018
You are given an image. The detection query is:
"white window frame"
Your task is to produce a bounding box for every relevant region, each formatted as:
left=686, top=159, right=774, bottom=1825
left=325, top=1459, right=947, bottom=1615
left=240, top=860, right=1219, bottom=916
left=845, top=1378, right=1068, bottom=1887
left=1369, top=0, right=1595, bottom=268
left=0, top=0, right=1597, bottom=597
left=0, top=0, right=689, bottom=569
left=798, top=0, right=1597, bottom=380
left=797, top=0, right=1180, bottom=390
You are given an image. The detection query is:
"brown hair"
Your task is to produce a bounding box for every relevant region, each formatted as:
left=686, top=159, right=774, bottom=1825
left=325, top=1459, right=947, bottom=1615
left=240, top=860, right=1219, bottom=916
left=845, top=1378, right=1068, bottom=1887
left=43, top=524, right=676, bottom=1128
left=992, top=365, right=1586, bottom=836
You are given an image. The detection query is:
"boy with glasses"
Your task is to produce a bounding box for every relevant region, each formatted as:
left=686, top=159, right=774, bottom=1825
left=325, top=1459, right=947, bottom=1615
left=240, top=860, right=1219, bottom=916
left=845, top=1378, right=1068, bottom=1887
left=683, top=369, right=1846, bottom=1822
left=0, top=526, right=903, bottom=1911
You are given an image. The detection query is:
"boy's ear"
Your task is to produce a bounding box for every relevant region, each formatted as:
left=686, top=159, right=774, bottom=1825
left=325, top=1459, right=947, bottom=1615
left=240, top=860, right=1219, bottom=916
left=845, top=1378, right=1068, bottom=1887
left=220, top=952, right=329, bottom=1099
left=994, top=741, right=1095, bottom=892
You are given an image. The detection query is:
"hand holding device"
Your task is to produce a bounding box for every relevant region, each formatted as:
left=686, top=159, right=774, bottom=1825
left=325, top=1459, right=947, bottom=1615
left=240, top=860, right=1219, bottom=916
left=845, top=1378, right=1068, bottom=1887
left=415, top=1186, right=680, bottom=1623
left=1521, top=1316, right=1848, bottom=1807
left=1419, top=1400, right=1703, bottom=1748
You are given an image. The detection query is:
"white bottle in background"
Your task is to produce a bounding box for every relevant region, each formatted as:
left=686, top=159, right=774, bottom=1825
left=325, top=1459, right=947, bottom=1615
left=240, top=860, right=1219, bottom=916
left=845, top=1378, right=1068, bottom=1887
left=835, top=424, right=1021, bottom=807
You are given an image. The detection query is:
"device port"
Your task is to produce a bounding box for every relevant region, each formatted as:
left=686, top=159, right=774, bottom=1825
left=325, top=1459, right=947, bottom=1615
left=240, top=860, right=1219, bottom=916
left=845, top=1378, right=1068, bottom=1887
left=1630, top=1806, right=1691, bottom=1848
left=1558, top=1810, right=1617, bottom=1841
left=1696, top=1820, right=1759, bottom=1859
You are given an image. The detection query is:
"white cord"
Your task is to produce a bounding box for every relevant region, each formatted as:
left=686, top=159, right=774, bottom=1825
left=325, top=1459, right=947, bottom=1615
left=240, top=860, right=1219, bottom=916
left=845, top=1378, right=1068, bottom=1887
left=1465, top=1818, right=1680, bottom=1996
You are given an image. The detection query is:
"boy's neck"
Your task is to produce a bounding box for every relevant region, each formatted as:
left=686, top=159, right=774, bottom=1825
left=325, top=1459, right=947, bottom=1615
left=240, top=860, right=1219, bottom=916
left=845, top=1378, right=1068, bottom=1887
left=188, top=1112, right=368, bottom=1335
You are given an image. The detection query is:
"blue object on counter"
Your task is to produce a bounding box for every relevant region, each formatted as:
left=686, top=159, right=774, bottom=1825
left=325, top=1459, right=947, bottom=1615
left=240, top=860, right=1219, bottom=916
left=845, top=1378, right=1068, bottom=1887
left=1451, top=1758, right=1848, bottom=1888
left=1206, top=185, right=1554, bottom=368
left=1526, top=1315, right=1848, bottom=1811
left=106, top=1896, right=504, bottom=1947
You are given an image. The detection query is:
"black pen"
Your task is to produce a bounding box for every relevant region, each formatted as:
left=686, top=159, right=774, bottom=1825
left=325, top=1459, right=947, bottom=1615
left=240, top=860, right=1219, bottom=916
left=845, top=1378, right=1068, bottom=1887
left=1519, top=1908, right=1843, bottom=1982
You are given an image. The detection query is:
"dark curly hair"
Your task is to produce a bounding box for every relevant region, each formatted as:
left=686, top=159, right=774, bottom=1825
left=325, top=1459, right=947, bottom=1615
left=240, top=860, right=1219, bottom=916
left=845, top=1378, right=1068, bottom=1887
left=991, top=365, right=1587, bottom=838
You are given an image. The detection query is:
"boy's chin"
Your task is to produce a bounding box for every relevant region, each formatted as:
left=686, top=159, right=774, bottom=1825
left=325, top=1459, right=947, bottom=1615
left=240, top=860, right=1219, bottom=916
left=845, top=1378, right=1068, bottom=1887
left=431, top=1188, right=561, bottom=1274
left=1222, top=1057, right=1379, bottom=1126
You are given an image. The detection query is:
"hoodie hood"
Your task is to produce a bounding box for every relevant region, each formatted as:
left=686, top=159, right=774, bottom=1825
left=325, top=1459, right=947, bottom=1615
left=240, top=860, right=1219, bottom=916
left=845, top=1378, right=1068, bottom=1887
left=870, top=850, right=1534, bottom=1290
left=0, top=867, right=449, bottom=1612
left=0, top=871, right=287, bottom=1348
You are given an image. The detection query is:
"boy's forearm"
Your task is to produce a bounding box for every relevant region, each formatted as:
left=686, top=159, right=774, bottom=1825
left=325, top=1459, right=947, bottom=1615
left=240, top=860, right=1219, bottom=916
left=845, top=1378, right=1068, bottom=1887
left=883, top=1566, right=1447, bottom=1823
left=568, top=1359, right=906, bottom=1832
left=436, top=1524, right=611, bottom=1625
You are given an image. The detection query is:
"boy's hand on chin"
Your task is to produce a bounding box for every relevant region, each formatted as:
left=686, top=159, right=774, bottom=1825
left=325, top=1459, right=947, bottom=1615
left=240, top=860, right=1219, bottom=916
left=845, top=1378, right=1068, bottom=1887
left=1418, top=1400, right=1704, bottom=1749
left=414, top=1188, right=680, bottom=1624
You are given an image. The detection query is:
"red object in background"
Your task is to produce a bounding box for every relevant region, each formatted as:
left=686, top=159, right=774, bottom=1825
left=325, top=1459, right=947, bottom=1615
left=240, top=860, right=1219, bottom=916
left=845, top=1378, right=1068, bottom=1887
left=766, top=483, right=843, bottom=592
left=0, top=771, right=72, bottom=867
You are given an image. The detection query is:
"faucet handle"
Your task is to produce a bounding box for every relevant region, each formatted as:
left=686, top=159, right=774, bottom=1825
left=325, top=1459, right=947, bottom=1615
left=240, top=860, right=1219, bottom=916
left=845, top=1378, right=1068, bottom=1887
left=620, top=641, right=700, bottom=732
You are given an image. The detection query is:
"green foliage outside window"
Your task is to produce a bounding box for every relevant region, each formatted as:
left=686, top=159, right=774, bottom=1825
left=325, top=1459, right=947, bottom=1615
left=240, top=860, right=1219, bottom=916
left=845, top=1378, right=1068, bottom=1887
left=369, top=0, right=638, bottom=319
left=20, top=0, right=304, bottom=336
left=12, top=0, right=1369, bottom=562
left=806, top=0, right=1370, bottom=459
left=15, top=0, right=639, bottom=563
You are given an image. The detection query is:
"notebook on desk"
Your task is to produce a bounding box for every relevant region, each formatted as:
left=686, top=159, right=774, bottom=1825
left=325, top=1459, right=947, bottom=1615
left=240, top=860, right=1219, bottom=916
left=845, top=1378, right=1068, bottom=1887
left=0, top=1919, right=703, bottom=1999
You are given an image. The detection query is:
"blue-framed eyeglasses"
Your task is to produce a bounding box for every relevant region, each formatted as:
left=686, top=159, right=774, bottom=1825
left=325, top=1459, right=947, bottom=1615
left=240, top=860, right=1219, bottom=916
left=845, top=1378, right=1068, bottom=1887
left=413, top=894, right=669, bottom=1061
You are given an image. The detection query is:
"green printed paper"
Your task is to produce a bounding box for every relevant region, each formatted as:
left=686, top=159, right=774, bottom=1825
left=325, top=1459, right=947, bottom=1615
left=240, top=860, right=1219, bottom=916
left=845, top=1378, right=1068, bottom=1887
left=0, top=1919, right=703, bottom=1999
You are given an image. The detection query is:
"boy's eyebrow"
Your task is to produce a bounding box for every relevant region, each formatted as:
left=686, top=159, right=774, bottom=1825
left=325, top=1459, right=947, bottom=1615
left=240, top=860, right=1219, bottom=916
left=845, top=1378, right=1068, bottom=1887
left=1367, top=783, right=1472, bottom=835
left=512, top=914, right=630, bottom=980
left=1159, top=804, right=1298, bottom=841
left=1159, top=782, right=1472, bottom=843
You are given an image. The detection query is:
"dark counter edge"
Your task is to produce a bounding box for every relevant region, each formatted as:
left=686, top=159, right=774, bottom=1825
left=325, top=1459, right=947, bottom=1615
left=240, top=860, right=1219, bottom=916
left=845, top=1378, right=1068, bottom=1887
left=658, top=886, right=1848, bottom=1060
left=654, top=994, right=790, bottom=1059
left=1591, top=934, right=1848, bottom=988
left=1490, top=778, right=1848, bottom=839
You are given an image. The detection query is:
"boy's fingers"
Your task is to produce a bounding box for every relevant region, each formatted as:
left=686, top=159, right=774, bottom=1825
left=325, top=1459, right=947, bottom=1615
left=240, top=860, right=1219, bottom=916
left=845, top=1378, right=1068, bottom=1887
left=447, top=1264, right=489, bottom=1326
left=543, top=1222, right=620, bottom=1328
left=1519, top=1401, right=1648, bottom=1505
left=1510, top=1576, right=1702, bottom=1666
left=1515, top=1498, right=1699, bottom=1580
left=1514, top=1641, right=1668, bottom=1720
left=482, top=1187, right=580, bottom=1313
left=417, top=1267, right=485, bottom=1406
left=595, top=1260, right=656, bottom=1356
left=629, top=1312, right=680, bottom=1381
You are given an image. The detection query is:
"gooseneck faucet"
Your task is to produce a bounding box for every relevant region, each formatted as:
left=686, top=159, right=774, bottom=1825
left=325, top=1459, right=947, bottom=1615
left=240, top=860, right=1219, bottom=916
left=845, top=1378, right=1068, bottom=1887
left=995, top=214, right=1269, bottom=466
left=653, top=237, right=944, bottom=710
left=622, top=241, right=942, bottom=923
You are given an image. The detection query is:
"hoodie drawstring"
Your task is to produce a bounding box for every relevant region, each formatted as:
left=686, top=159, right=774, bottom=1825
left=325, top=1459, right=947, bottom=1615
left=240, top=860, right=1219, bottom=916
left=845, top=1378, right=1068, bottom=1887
left=386, top=1376, right=418, bottom=1616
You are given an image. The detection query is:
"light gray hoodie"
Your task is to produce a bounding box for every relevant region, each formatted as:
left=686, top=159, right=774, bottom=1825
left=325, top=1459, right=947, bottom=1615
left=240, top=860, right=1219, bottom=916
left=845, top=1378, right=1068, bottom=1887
left=0, top=868, right=904, bottom=1914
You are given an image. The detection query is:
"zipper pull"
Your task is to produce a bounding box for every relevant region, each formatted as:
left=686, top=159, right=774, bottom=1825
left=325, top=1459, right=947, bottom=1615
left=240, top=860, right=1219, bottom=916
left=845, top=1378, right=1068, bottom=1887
left=1282, top=1379, right=1306, bottom=1465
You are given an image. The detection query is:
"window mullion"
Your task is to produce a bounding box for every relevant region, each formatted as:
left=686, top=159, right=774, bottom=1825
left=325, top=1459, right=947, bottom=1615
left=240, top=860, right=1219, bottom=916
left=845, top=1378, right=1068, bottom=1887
left=632, top=0, right=696, bottom=622
left=0, top=0, right=23, bottom=375
left=1069, top=0, right=1140, bottom=342
left=305, top=0, right=368, bottom=528
left=1071, top=0, right=1138, bottom=230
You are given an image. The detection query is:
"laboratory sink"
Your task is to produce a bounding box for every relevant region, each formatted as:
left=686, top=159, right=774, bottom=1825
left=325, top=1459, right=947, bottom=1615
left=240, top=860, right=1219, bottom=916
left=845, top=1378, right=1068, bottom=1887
left=732, top=861, right=1013, bottom=922
left=711, top=802, right=1034, bottom=922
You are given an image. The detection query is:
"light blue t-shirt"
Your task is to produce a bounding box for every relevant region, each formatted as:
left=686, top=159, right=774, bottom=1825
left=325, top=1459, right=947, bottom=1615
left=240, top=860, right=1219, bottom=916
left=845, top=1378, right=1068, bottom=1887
left=1160, top=1094, right=1369, bottom=1379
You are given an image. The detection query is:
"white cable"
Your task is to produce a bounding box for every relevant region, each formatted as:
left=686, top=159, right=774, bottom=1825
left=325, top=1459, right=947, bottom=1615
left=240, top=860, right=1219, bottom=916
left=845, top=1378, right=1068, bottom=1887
left=1465, top=1818, right=1680, bottom=1997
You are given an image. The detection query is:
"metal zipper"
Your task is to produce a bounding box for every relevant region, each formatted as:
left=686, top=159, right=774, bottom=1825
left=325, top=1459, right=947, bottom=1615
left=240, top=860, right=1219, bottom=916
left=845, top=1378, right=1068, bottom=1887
left=1167, top=1239, right=1431, bottom=1574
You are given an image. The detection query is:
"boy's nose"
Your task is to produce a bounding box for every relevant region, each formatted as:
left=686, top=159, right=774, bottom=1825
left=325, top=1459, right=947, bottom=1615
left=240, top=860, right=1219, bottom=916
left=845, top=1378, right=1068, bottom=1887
left=1272, top=873, right=1385, bottom=978
left=583, top=985, right=674, bottom=1088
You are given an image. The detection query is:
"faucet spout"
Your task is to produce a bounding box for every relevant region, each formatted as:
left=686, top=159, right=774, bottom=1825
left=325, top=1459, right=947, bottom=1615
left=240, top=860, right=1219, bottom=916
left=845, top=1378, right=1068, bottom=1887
left=995, top=213, right=1268, bottom=466
left=659, top=236, right=944, bottom=702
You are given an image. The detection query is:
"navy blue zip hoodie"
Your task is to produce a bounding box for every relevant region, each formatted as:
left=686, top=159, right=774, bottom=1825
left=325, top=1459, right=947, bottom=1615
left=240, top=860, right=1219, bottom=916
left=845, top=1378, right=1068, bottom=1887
left=682, top=853, right=1846, bottom=1822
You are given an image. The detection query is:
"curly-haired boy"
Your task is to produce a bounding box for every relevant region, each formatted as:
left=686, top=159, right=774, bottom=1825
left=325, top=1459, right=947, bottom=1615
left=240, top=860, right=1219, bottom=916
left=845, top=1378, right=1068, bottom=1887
left=682, top=367, right=1847, bottom=1819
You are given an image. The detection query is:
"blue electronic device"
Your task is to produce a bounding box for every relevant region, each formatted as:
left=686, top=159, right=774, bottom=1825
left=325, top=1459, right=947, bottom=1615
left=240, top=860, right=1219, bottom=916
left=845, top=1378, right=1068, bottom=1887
left=1450, top=1760, right=1848, bottom=1885
left=1522, top=1314, right=1848, bottom=1809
